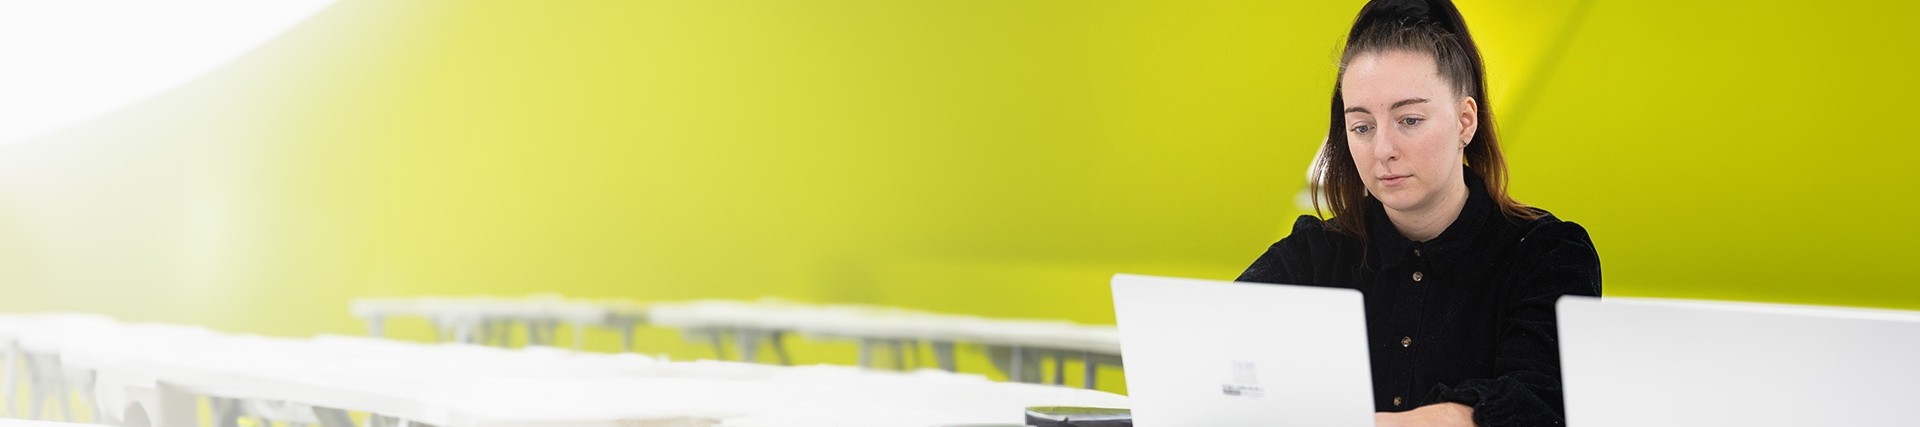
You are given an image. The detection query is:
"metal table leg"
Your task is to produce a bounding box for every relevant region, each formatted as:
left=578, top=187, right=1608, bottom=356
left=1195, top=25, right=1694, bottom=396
left=313, top=407, right=354, bottom=427
left=769, top=331, right=792, bottom=366
left=570, top=322, right=584, bottom=350
left=1010, top=346, right=1025, bottom=383
left=2, top=344, right=15, bottom=416
left=932, top=341, right=956, bottom=372
left=1052, top=350, right=1066, bottom=385
left=1083, top=351, right=1097, bottom=389
left=210, top=397, right=240, bottom=427
left=737, top=329, right=761, bottom=363
left=857, top=339, right=873, bottom=368
left=889, top=340, right=906, bottom=370
left=619, top=323, right=636, bottom=353
left=366, top=316, right=385, bottom=338
left=706, top=329, right=729, bottom=360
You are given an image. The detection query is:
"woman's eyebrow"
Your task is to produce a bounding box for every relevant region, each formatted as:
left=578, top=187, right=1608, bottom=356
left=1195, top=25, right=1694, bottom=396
left=1344, top=98, right=1431, bottom=115
left=1391, top=98, right=1430, bottom=109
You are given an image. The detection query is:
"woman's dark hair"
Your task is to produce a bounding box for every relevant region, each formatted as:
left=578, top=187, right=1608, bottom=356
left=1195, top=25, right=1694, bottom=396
left=1310, top=0, right=1540, bottom=239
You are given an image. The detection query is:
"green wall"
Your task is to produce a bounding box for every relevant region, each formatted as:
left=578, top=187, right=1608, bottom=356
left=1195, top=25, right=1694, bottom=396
left=0, top=0, right=1914, bottom=394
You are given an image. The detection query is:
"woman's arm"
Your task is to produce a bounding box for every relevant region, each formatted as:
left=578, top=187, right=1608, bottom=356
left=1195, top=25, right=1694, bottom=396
left=1376, top=402, right=1474, bottom=427
left=1434, top=221, right=1602, bottom=427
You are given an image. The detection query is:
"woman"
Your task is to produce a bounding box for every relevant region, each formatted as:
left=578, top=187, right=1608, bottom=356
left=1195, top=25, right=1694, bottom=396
left=1236, top=1, right=1601, bottom=426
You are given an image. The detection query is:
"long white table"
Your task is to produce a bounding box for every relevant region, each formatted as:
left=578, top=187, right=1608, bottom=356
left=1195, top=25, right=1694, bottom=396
left=349, top=295, right=645, bottom=350
left=0, top=418, right=117, bottom=427
left=350, top=296, right=1122, bottom=388
left=1, top=313, right=124, bottom=421
left=3, top=314, right=1129, bottom=427
left=643, top=299, right=1121, bottom=387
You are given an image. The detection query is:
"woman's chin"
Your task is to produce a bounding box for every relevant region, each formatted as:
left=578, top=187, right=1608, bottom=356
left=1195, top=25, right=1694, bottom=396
left=1373, top=191, right=1421, bottom=213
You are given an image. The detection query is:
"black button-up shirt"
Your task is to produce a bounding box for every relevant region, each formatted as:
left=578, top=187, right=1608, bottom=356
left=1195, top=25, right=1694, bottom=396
left=1236, top=170, right=1601, bottom=427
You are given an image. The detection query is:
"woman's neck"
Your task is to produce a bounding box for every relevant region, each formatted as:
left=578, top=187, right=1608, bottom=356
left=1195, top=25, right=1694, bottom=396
left=1382, top=177, right=1471, bottom=243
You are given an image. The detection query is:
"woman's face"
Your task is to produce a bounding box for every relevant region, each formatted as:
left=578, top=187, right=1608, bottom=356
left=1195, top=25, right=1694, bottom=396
left=1340, top=50, right=1478, bottom=216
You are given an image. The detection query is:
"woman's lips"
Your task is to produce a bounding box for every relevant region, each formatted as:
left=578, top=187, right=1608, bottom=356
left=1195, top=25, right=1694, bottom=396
left=1379, top=174, right=1410, bottom=187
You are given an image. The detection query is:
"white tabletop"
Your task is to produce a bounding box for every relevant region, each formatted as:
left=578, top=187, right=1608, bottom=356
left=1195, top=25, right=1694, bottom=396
left=348, top=296, right=1120, bottom=355
left=13, top=315, right=1126, bottom=427
left=0, top=419, right=116, bottom=427
left=646, top=299, right=1120, bottom=354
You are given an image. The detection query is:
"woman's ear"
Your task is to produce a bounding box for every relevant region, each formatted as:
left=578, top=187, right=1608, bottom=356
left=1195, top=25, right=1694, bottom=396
left=1457, top=96, right=1479, bottom=146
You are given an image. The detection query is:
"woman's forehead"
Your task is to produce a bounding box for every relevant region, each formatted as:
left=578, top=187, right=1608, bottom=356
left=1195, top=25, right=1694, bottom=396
left=1342, top=51, right=1449, bottom=108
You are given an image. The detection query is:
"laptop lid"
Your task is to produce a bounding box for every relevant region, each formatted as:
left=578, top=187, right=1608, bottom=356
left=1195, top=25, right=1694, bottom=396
left=1558, top=296, right=1920, bottom=426
left=1111, top=273, right=1375, bottom=427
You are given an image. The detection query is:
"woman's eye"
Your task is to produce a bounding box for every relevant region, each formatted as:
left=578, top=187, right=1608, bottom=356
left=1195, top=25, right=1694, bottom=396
left=1401, top=117, right=1424, bottom=126
left=1351, top=124, right=1373, bottom=134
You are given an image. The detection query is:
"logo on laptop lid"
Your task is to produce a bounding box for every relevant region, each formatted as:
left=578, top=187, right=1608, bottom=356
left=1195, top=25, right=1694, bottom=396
left=1220, top=360, right=1267, bottom=398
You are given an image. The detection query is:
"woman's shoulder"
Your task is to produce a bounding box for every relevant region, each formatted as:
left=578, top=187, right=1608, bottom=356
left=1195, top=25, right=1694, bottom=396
left=1287, top=214, right=1334, bottom=236
left=1237, top=215, right=1357, bottom=284
left=1500, top=208, right=1602, bottom=294
left=1278, top=214, right=1357, bottom=249
left=1269, top=214, right=1367, bottom=262
left=1511, top=209, right=1595, bottom=252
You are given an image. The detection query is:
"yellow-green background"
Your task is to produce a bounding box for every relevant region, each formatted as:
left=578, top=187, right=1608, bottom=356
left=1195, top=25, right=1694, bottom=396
left=1, top=0, right=1915, bottom=394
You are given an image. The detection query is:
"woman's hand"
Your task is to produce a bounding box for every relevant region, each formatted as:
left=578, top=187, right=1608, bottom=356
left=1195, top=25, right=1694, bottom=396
left=1374, top=402, right=1474, bottom=427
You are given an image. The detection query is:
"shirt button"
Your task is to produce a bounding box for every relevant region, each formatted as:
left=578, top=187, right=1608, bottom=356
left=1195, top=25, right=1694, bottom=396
left=1401, top=336, right=1413, bottom=347
left=1411, top=271, right=1424, bottom=282
left=1413, top=249, right=1422, bottom=257
left=1392, top=396, right=1404, bottom=407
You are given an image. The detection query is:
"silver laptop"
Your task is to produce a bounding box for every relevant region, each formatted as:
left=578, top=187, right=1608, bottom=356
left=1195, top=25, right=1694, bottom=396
left=1111, top=273, right=1375, bottom=427
left=1558, top=296, right=1920, bottom=426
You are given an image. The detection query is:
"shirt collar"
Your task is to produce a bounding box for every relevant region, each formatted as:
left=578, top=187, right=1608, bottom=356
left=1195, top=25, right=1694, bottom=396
left=1365, top=167, right=1494, bottom=271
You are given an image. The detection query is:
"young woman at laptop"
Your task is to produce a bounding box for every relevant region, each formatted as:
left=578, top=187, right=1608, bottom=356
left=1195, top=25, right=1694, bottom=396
left=1235, top=1, right=1602, bottom=426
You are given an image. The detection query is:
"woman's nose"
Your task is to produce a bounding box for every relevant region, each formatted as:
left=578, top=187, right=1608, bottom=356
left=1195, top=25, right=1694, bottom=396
left=1372, top=131, right=1399, bottom=162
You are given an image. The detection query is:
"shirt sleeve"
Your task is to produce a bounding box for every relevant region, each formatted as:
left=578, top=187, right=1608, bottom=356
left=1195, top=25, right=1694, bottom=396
left=1434, top=220, right=1602, bottom=427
